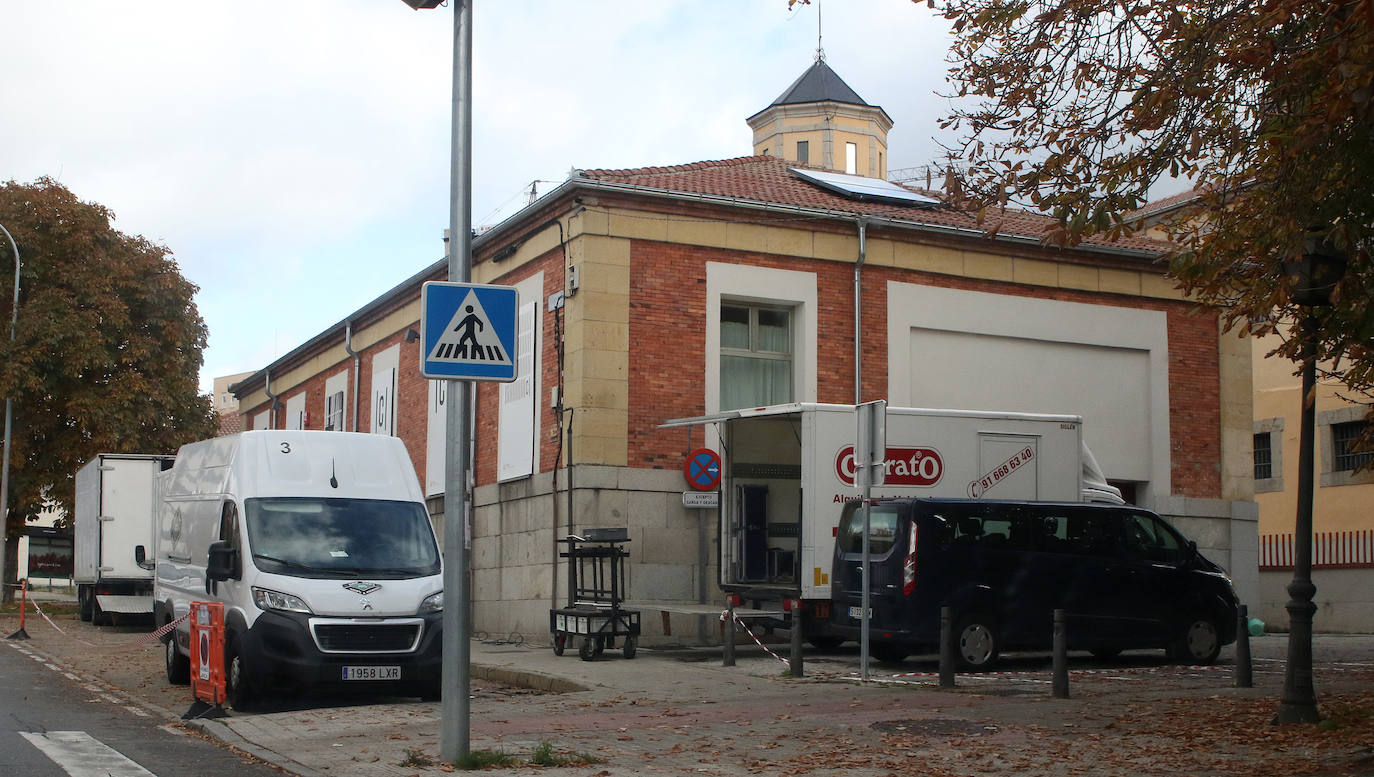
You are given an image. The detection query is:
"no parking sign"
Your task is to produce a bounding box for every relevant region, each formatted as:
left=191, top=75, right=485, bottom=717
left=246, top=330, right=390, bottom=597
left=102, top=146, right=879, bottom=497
left=684, top=448, right=721, bottom=491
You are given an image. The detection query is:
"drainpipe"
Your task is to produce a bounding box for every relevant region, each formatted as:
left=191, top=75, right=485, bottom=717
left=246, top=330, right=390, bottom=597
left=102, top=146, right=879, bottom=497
left=263, top=369, right=280, bottom=430
left=344, top=321, right=361, bottom=432
left=854, top=218, right=867, bottom=404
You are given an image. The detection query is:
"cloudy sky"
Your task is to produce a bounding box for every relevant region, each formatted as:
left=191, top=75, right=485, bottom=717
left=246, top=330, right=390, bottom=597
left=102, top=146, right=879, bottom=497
left=3, top=1, right=968, bottom=393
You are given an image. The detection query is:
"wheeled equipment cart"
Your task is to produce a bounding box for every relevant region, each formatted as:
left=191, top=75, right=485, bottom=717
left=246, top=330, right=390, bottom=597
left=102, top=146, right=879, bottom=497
left=549, top=528, right=641, bottom=660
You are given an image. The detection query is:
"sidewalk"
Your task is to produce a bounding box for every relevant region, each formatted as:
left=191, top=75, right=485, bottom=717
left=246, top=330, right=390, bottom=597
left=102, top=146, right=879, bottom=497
left=186, top=635, right=1374, bottom=777
left=4, top=601, right=1373, bottom=777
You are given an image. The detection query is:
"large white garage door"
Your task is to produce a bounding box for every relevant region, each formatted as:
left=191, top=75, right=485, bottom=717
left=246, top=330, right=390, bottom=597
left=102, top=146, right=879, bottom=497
left=887, top=283, right=1170, bottom=489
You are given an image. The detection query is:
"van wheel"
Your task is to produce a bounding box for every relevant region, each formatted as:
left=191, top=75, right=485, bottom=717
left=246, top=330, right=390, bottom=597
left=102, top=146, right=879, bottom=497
left=955, top=613, right=1000, bottom=671
left=1171, top=614, right=1221, bottom=665
left=225, top=637, right=255, bottom=711
left=870, top=642, right=909, bottom=665
left=165, top=630, right=190, bottom=685
left=807, top=636, right=845, bottom=651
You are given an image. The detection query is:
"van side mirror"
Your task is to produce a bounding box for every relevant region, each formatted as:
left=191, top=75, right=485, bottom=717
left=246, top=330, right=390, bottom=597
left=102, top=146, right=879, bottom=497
left=135, top=544, right=153, bottom=571
left=206, top=541, right=239, bottom=594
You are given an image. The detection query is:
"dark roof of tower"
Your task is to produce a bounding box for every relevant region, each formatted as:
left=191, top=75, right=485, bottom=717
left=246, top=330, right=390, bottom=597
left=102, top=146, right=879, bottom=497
left=749, top=59, right=890, bottom=124
left=771, top=59, right=867, bottom=107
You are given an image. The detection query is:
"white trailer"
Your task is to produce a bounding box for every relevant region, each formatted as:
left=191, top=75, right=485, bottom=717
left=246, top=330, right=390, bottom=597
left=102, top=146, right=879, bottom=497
left=662, top=403, right=1120, bottom=640
left=74, top=453, right=174, bottom=624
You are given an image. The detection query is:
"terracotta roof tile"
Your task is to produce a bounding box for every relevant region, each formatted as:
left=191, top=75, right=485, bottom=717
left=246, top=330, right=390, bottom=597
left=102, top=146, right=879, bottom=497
left=577, top=156, right=1170, bottom=255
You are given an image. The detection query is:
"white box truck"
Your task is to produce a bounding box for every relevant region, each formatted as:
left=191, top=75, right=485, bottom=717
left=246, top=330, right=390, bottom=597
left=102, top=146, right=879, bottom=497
left=74, top=453, right=175, bottom=625
left=661, top=403, right=1121, bottom=645
left=153, top=430, right=444, bottom=709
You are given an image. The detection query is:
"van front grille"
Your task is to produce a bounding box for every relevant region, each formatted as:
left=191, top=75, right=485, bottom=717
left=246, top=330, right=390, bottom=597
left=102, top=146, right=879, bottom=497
left=310, top=620, right=422, bottom=653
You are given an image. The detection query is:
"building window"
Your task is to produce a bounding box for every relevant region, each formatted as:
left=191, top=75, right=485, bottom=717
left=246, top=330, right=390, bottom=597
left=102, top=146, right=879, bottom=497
left=1333, top=421, right=1370, bottom=472
left=325, top=390, right=345, bottom=431
left=796, top=141, right=809, bottom=165
left=1254, top=432, right=1272, bottom=480
left=720, top=303, right=793, bottom=411
left=845, top=142, right=857, bottom=175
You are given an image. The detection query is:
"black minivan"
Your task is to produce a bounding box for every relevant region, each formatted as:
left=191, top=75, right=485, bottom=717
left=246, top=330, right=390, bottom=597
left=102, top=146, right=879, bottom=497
left=830, top=498, right=1238, bottom=670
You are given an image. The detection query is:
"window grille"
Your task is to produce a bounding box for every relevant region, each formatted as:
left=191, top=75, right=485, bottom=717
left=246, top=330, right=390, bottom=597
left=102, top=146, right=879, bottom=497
left=1254, top=432, right=1272, bottom=480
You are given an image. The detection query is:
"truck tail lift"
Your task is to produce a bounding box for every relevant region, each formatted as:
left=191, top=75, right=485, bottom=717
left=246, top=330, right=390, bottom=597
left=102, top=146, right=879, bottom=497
left=549, top=528, right=641, bottom=661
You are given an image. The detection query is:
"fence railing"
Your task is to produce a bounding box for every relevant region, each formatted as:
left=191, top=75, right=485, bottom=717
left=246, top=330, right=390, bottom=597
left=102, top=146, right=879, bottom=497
left=1259, top=530, right=1374, bottom=571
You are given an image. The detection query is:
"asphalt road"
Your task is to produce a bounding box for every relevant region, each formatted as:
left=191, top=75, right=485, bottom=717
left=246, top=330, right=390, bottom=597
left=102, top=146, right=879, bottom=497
left=0, top=638, right=282, bottom=777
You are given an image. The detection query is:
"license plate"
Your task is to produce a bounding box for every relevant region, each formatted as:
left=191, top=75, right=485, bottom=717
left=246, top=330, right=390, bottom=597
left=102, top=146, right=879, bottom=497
left=341, top=665, right=401, bottom=681
left=848, top=606, right=872, bottom=619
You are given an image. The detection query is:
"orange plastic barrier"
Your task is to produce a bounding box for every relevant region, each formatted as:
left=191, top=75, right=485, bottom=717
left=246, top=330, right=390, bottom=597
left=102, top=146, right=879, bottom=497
left=189, top=601, right=226, bottom=707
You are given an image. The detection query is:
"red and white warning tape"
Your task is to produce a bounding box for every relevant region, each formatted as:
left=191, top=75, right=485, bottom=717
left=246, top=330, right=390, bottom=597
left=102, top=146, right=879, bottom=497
left=720, top=610, right=791, bottom=667
left=23, top=597, right=189, bottom=652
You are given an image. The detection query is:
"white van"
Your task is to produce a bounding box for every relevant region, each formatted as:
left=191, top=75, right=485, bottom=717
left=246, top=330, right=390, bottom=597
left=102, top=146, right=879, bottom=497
left=153, top=431, right=444, bottom=708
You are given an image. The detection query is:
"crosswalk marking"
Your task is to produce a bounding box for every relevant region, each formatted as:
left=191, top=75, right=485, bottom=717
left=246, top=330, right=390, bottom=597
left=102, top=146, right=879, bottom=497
left=20, top=731, right=156, bottom=777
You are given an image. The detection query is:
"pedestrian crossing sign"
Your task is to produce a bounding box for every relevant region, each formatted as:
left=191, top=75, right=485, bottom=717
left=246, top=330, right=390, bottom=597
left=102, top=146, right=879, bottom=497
left=420, top=281, right=519, bottom=381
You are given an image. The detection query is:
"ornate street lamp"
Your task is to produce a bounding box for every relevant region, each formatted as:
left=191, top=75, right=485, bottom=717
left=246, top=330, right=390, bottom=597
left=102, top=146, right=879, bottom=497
left=1273, top=234, right=1346, bottom=724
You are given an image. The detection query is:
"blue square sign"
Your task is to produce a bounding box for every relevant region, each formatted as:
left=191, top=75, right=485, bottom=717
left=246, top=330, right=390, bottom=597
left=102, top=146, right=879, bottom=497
left=420, top=282, right=519, bottom=381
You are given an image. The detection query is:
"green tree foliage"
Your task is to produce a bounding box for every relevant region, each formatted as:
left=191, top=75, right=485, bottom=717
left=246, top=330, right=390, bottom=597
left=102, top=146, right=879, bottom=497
left=0, top=179, right=216, bottom=534
left=931, top=0, right=1373, bottom=404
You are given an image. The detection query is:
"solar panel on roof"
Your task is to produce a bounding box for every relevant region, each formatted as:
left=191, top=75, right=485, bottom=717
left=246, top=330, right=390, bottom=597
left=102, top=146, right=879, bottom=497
left=790, top=167, right=939, bottom=208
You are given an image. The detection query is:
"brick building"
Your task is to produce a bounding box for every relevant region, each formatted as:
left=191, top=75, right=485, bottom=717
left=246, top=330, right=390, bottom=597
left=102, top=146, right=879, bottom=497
left=232, top=60, right=1257, bottom=642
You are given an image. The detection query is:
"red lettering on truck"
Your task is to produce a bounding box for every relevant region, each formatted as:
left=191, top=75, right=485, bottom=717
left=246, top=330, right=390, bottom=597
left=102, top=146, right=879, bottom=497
left=835, top=445, right=944, bottom=487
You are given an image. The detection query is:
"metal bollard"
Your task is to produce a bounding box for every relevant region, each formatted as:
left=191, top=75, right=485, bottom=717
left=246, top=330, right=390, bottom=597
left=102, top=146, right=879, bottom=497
left=723, top=597, right=736, bottom=667
left=1052, top=609, right=1069, bottom=699
left=938, top=606, right=956, bottom=688
left=1235, top=604, right=1253, bottom=688
left=789, top=599, right=804, bottom=678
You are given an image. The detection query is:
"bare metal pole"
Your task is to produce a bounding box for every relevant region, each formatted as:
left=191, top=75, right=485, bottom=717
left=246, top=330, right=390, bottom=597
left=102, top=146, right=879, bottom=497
left=440, top=0, right=474, bottom=764
left=0, top=223, right=19, bottom=606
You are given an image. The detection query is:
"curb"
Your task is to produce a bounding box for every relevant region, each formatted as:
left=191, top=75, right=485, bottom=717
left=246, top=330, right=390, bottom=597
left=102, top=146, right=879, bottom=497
left=472, top=662, right=586, bottom=694
left=182, top=718, right=331, bottom=777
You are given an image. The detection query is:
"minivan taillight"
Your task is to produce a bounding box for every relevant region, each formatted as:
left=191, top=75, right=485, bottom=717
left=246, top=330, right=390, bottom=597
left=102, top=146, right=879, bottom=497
left=902, top=522, right=918, bottom=596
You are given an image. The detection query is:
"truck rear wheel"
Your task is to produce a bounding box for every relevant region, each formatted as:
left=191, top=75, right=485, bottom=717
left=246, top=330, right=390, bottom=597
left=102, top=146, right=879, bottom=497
left=78, top=587, right=93, bottom=623
left=92, top=596, right=112, bottom=627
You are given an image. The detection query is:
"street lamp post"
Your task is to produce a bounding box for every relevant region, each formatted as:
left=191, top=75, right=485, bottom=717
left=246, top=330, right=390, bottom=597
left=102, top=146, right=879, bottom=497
left=0, top=223, right=19, bottom=608
left=1273, top=235, right=1346, bottom=724
left=402, top=0, right=473, bottom=763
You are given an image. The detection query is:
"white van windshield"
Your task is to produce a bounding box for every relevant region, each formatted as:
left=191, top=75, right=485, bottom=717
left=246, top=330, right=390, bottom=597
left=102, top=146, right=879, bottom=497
left=245, top=498, right=441, bottom=578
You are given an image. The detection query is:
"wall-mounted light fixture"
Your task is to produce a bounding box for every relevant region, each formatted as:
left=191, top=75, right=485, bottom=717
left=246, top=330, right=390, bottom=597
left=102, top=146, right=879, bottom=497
left=405, top=328, right=421, bottom=343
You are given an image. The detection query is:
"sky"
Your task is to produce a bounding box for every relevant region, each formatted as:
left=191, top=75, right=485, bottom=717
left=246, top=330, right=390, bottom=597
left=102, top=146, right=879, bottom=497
left=3, top=1, right=997, bottom=394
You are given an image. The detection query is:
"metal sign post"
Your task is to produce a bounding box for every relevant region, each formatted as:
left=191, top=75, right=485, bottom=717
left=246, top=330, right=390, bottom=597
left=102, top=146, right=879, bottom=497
left=855, top=399, right=886, bottom=682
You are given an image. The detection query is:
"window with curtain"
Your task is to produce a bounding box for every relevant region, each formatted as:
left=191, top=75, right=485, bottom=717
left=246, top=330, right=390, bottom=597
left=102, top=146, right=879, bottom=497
left=720, top=303, right=793, bottom=411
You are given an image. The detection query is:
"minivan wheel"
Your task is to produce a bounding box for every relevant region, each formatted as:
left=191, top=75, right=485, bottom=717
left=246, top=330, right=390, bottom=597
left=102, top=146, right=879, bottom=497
left=165, top=631, right=190, bottom=685
left=1172, top=614, right=1221, bottom=665
left=955, top=614, right=1000, bottom=671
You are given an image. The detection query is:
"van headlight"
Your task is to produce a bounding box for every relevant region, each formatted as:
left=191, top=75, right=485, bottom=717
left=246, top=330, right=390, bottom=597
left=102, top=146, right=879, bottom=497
left=419, top=591, right=443, bottom=614
left=252, top=587, right=313, bottom=614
